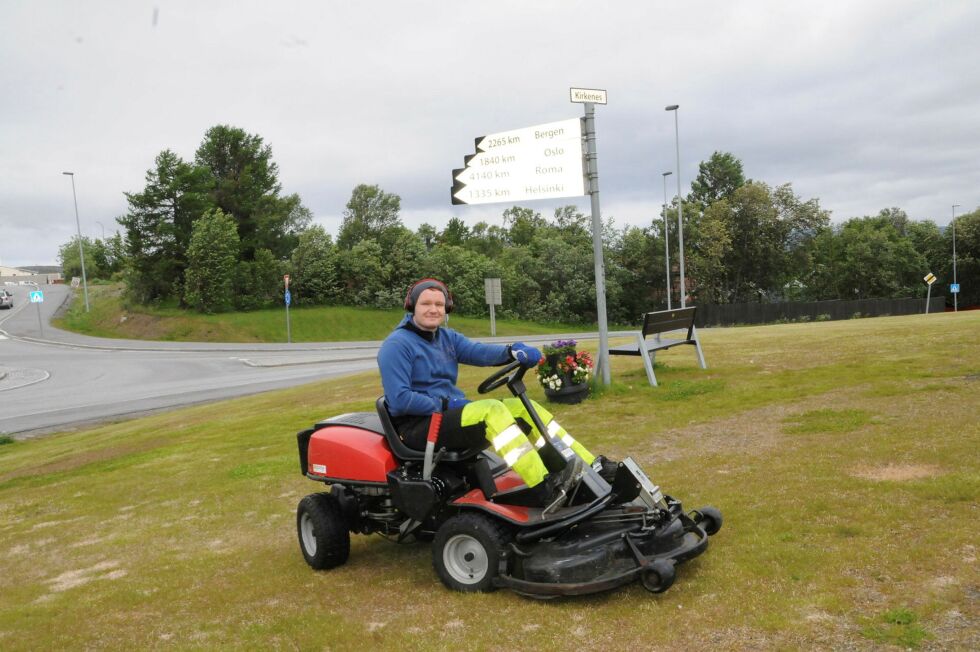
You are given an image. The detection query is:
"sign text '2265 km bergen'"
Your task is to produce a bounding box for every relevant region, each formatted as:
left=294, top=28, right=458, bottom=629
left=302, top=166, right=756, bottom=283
left=451, top=118, right=587, bottom=205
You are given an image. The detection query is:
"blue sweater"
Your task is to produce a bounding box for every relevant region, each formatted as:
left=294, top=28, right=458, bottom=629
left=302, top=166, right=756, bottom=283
left=377, top=314, right=510, bottom=417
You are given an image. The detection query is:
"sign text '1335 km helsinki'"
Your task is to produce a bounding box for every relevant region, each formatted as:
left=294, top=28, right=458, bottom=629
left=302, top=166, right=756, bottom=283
left=451, top=117, right=587, bottom=205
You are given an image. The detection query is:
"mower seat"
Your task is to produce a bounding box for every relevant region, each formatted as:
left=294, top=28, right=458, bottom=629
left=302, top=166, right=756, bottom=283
left=376, top=396, right=487, bottom=463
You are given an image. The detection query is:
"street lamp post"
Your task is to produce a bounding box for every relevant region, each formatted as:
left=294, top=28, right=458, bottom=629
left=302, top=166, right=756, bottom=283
left=62, top=171, right=90, bottom=312
left=952, top=204, right=960, bottom=312
left=662, top=171, right=673, bottom=310
left=665, top=104, right=686, bottom=307
left=95, top=221, right=105, bottom=240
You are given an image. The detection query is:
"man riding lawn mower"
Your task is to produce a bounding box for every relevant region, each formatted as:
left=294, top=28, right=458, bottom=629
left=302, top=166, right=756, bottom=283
left=295, top=278, right=722, bottom=596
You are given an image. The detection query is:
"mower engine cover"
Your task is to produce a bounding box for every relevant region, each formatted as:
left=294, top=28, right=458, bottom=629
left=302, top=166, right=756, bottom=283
left=306, top=425, right=396, bottom=482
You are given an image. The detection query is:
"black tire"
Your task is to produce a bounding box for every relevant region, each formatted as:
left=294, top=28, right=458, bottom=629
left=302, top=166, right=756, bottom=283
left=693, top=506, right=723, bottom=536
left=297, top=492, right=350, bottom=570
left=640, top=559, right=676, bottom=593
left=432, top=512, right=511, bottom=592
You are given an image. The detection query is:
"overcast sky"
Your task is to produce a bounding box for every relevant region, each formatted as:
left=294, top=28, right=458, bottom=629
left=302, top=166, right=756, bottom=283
left=2, top=0, right=978, bottom=267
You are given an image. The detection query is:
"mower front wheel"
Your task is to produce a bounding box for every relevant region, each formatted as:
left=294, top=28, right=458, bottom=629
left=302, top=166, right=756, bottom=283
left=640, top=559, right=676, bottom=593
left=433, top=512, right=511, bottom=592
left=692, top=506, right=723, bottom=536
left=297, top=492, right=350, bottom=570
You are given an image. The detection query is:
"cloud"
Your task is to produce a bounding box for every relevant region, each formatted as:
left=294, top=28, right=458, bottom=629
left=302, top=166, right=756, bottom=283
left=1, top=0, right=978, bottom=265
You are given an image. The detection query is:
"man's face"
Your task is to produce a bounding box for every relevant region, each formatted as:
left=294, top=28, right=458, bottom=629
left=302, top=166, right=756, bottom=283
left=413, top=287, right=446, bottom=331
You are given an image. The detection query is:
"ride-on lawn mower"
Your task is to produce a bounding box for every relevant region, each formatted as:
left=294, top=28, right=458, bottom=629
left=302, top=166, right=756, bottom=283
left=295, top=361, right=722, bottom=597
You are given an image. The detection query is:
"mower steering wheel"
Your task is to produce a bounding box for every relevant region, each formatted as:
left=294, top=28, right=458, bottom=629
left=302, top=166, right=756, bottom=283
left=478, top=360, right=526, bottom=394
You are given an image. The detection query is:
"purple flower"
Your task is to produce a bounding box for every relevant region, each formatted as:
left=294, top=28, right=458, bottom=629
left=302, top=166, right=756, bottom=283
left=550, top=339, right=577, bottom=348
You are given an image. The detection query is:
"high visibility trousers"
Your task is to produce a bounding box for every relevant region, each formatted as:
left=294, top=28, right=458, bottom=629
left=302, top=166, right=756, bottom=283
left=460, top=399, right=595, bottom=487
left=500, top=398, right=595, bottom=466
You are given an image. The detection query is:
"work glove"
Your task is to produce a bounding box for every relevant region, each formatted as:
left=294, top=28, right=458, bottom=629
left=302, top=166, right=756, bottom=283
left=445, top=396, right=470, bottom=411
left=510, top=342, right=542, bottom=367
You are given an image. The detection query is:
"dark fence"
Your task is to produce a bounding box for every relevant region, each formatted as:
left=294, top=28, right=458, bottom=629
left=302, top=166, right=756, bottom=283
left=694, top=296, right=947, bottom=327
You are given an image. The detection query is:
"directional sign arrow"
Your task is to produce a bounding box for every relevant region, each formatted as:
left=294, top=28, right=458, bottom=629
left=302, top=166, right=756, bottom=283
left=451, top=118, right=587, bottom=206
left=473, top=118, right=583, bottom=153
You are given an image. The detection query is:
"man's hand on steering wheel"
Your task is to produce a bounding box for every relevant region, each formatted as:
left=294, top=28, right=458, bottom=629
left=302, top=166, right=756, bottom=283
left=510, top=342, right=542, bottom=368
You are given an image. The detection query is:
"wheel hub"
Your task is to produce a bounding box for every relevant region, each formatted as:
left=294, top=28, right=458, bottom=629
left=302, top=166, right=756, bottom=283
left=443, top=534, right=488, bottom=584
left=300, top=512, right=317, bottom=555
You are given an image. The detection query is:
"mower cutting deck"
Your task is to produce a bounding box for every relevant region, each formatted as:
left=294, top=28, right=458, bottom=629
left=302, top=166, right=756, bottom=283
left=296, top=361, right=722, bottom=596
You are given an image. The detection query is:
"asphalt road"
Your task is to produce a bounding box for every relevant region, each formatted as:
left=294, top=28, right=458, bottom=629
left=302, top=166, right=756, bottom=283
left=0, top=284, right=614, bottom=439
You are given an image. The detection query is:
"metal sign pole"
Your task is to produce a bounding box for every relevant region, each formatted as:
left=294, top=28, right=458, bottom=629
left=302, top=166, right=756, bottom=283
left=952, top=204, right=959, bottom=312
left=926, top=283, right=932, bottom=314
left=489, top=303, right=496, bottom=337
left=583, top=102, right=610, bottom=384
left=36, top=299, right=44, bottom=337
left=284, top=274, right=292, bottom=344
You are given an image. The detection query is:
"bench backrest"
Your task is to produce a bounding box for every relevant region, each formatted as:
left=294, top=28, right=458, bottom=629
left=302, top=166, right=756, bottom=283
left=641, top=306, right=697, bottom=340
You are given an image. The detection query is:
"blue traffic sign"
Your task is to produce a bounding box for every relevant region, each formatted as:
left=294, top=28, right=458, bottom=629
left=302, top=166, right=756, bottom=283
left=950, top=283, right=960, bottom=294
left=29, top=290, right=44, bottom=303
left=284, top=289, right=292, bottom=306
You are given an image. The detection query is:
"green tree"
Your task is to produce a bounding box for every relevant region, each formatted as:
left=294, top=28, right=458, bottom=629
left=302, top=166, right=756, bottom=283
left=58, top=236, right=104, bottom=280
left=465, top=222, right=507, bottom=258
left=334, top=239, right=387, bottom=305
left=439, top=217, right=470, bottom=247
left=610, top=225, right=664, bottom=319
left=119, top=149, right=213, bottom=303
left=384, top=229, right=427, bottom=302
left=686, top=182, right=828, bottom=303
left=505, top=206, right=545, bottom=246
left=907, top=219, right=945, bottom=278
left=194, top=125, right=308, bottom=262
left=234, top=248, right=283, bottom=310
left=820, top=215, right=926, bottom=300
left=290, top=225, right=337, bottom=305
left=417, top=223, right=438, bottom=251
left=336, top=184, right=402, bottom=251
left=689, top=151, right=746, bottom=210
left=183, top=209, right=239, bottom=312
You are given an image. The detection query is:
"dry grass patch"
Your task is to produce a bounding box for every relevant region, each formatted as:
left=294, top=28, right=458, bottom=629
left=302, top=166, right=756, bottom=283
left=851, top=464, right=944, bottom=482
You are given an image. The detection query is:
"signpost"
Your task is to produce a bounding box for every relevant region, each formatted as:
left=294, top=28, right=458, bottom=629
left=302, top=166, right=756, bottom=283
left=923, top=272, right=936, bottom=313
left=570, top=86, right=611, bottom=385
left=484, top=278, right=502, bottom=336
left=452, top=118, right=587, bottom=205
left=29, top=289, right=44, bottom=336
left=284, top=274, right=291, bottom=344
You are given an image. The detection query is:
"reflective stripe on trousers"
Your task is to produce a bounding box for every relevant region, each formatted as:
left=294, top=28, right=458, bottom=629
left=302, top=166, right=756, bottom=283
left=460, top=399, right=548, bottom=487
left=500, top=397, right=595, bottom=465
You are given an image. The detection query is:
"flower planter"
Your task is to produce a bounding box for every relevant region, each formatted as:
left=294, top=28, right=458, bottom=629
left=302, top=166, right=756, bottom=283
left=544, top=378, right=589, bottom=404
left=537, top=342, right=593, bottom=404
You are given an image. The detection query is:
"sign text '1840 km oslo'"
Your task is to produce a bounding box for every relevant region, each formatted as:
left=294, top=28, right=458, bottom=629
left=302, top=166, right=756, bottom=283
left=451, top=117, right=587, bottom=205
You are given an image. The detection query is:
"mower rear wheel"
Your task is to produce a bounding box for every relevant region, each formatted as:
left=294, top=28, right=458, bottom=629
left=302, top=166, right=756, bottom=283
left=297, top=492, right=350, bottom=570
left=433, top=513, right=511, bottom=592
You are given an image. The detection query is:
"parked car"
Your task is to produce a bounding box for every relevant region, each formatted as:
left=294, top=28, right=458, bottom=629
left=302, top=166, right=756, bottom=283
left=0, top=289, right=13, bottom=309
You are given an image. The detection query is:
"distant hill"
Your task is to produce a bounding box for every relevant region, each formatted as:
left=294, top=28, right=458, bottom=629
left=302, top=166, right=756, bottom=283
left=18, top=265, right=61, bottom=274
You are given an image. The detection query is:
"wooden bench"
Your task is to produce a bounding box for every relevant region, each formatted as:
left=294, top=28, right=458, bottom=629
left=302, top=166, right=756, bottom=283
left=603, top=306, right=707, bottom=386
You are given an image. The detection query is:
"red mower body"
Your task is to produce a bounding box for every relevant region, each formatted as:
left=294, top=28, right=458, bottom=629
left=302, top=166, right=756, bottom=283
left=306, top=426, right=396, bottom=483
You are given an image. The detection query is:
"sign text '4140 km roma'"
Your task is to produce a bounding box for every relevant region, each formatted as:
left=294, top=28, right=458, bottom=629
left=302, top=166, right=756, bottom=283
left=451, top=117, right=587, bottom=205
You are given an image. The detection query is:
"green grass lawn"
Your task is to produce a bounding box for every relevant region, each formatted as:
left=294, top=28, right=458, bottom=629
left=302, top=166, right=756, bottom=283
left=2, top=312, right=978, bottom=649
left=53, top=284, right=590, bottom=342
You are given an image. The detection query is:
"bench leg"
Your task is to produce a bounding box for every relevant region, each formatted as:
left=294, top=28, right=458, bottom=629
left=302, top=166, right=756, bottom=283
left=638, top=333, right=658, bottom=386
left=692, top=327, right=708, bottom=369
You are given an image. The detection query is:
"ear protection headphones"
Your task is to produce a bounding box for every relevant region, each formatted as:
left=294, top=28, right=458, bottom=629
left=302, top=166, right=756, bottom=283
left=404, top=278, right=454, bottom=313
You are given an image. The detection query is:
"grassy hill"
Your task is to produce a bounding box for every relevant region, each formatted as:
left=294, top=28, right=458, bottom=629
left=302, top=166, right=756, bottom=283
left=1, top=312, right=978, bottom=649
left=53, top=284, right=589, bottom=342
